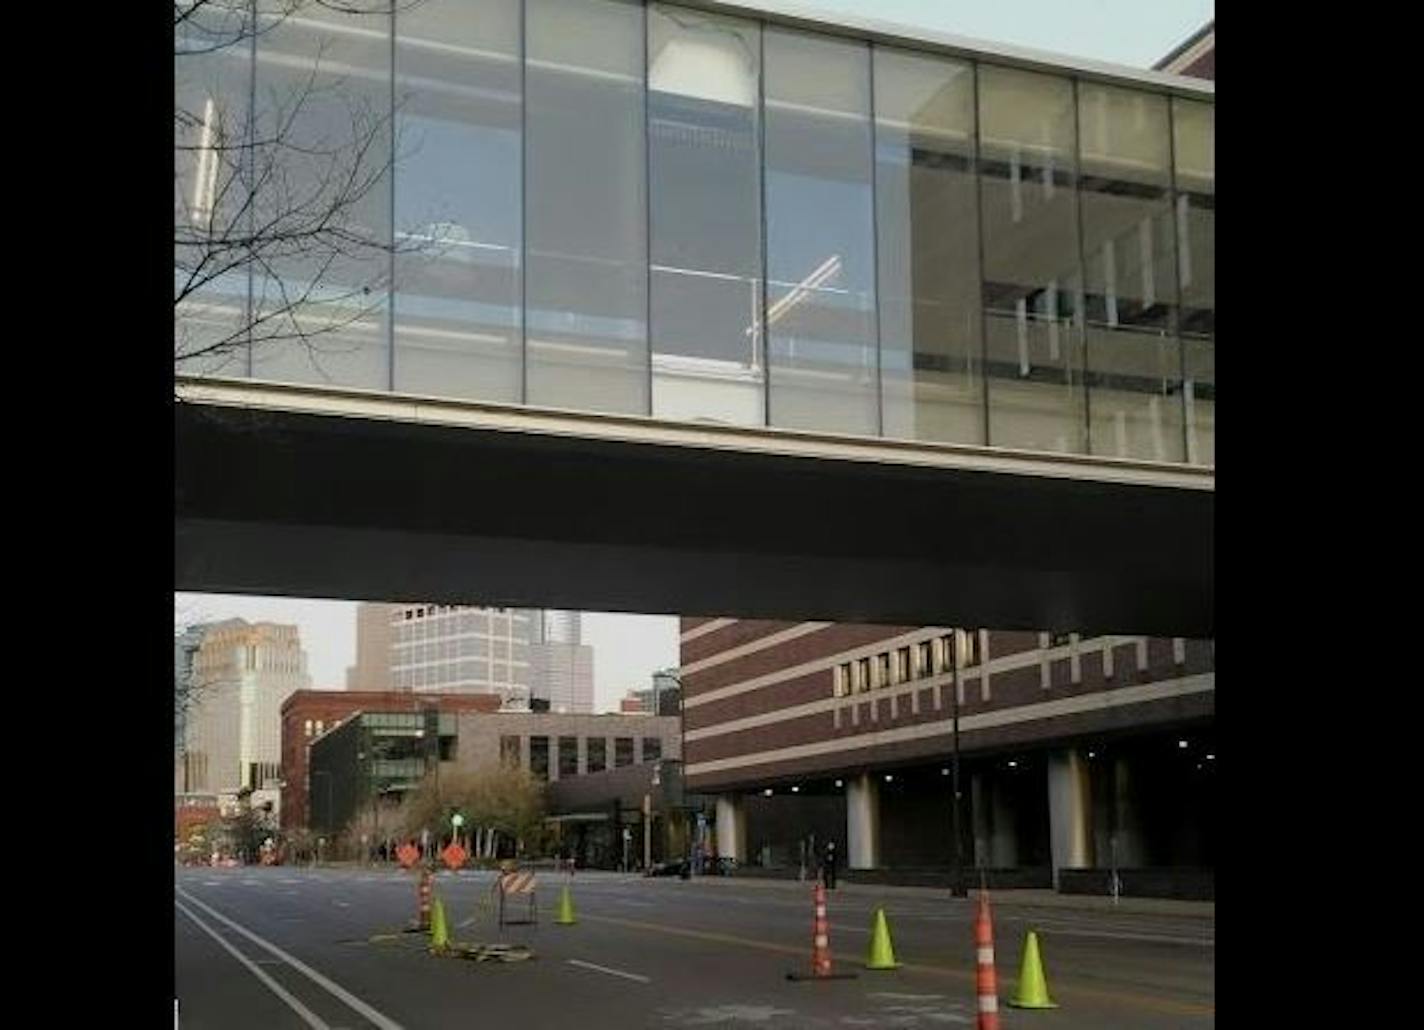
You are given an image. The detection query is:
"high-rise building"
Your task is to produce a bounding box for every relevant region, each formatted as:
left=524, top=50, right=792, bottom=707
left=387, top=604, right=534, bottom=707
left=529, top=610, right=595, bottom=713
left=177, top=619, right=311, bottom=799
left=346, top=602, right=398, bottom=691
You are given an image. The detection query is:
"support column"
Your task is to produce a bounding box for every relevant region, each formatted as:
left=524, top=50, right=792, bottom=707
left=845, top=773, right=881, bottom=870
left=1111, top=756, right=1144, bottom=868
left=1048, top=749, right=1095, bottom=889
left=715, top=795, right=746, bottom=864
left=990, top=778, right=1018, bottom=868
left=971, top=773, right=991, bottom=867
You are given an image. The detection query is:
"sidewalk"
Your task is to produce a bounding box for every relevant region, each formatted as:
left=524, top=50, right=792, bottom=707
left=655, top=871, right=1215, bottom=920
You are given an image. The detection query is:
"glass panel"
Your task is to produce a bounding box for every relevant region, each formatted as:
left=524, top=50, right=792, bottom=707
left=1078, top=83, right=1182, bottom=462
left=615, top=736, right=634, bottom=767
left=175, top=2, right=254, bottom=377
left=642, top=736, right=661, bottom=762
left=648, top=5, right=764, bottom=425
left=393, top=0, right=522, bottom=401
left=1173, top=99, right=1213, bottom=466
left=1183, top=335, right=1214, bottom=466
left=977, top=65, right=1084, bottom=453
left=558, top=735, right=579, bottom=776
left=587, top=737, right=607, bottom=773
left=526, top=0, right=648, bottom=414
left=873, top=48, right=981, bottom=444
left=764, top=29, right=877, bottom=435
left=251, top=5, right=393, bottom=388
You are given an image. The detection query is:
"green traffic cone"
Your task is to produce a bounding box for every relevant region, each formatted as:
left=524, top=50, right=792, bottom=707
left=429, top=895, right=450, bottom=953
left=554, top=884, right=577, bottom=925
left=865, top=907, right=900, bottom=970
left=1007, top=931, right=1057, bottom=1008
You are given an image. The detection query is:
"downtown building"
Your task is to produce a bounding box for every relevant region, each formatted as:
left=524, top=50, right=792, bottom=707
left=175, top=619, right=311, bottom=816
left=683, top=619, right=1213, bottom=896
left=347, top=602, right=594, bottom=712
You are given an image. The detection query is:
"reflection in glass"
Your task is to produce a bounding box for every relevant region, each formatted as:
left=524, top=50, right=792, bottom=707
left=393, top=0, right=522, bottom=402
left=764, top=28, right=877, bottom=435
left=251, top=5, right=393, bottom=389
left=526, top=0, right=648, bottom=415
left=1173, top=98, right=1213, bottom=465
left=977, top=65, right=1084, bottom=453
left=175, top=3, right=254, bottom=377
left=648, top=4, right=764, bottom=425
left=874, top=48, right=981, bottom=444
left=1078, top=83, right=1182, bottom=462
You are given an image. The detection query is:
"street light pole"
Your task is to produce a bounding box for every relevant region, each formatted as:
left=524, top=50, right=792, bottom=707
left=950, top=630, right=967, bottom=898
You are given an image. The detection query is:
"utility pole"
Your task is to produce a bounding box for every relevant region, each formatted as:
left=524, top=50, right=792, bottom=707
left=950, top=630, right=967, bottom=898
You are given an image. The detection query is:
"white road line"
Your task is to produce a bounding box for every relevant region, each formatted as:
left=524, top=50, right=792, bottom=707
left=566, top=959, right=651, bottom=984
left=1034, top=925, right=1213, bottom=947
left=174, top=899, right=330, bottom=1030
left=174, top=886, right=405, bottom=1030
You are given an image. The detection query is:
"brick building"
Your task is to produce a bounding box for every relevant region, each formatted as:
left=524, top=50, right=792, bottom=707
left=682, top=619, right=1214, bottom=897
left=279, top=690, right=501, bottom=830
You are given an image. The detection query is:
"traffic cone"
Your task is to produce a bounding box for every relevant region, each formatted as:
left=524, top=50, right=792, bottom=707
left=786, top=882, right=855, bottom=980
left=865, top=907, right=900, bottom=970
left=1007, top=931, right=1057, bottom=1009
left=974, top=889, right=1000, bottom=1030
left=554, top=884, right=577, bottom=925
left=429, top=895, right=450, bottom=953
left=406, top=868, right=433, bottom=932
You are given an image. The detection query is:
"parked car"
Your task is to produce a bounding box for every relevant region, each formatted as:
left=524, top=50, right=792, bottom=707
left=644, top=859, right=690, bottom=878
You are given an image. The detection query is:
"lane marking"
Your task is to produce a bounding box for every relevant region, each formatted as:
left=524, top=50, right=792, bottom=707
left=175, top=899, right=330, bottom=1030
left=1032, top=924, right=1213, bottom=948
left=566, top=958, right=651, bottom=984
left=580, top=913, right=1213, bottom=1018
left=175, top=886, right=405, bottom=1030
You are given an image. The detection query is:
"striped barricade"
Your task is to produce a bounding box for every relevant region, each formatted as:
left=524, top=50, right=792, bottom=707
left=496, top=869, right=538, bottom=927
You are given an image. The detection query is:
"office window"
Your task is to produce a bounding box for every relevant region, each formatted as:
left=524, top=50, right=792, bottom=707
left=874, top=48, right=982, bottom=444
left=587, top=736, right=607, bottom=773
left=500, top=734, right=522, bottom=768
left=393, top=0, right=523, bottom=401
left=832, top=664, right=848, bottom=697
left=977, top=65, right=1084, bottom=453
left=648, top=4, right=765, bottom=425
left=615, top=736, right=634, bottom=767
left=642, top=737, right=662, bottom=763
left=558, top=735, right=579, bottom=777
left=871, top=653, right=889, bottom=689
left=530, top=736, right=550, bottom=780
left=249, top=4, right=393, bottom=389
left=526, top=0, right=648, bottom=415
left=765, top=28, right=877, bottom=434
left=304, top=719, right=313, bottom=737
left=1049, top=631, right=1072, bottom=647
left=896, top=646, right=912, bottom=682
left=1078, top=83, right=1182, bottom=463
left=856, top=657, right=871, bottom=693
left=1173, top=98, right=1214, bottom=466
left=914, top=641, right=931, bottom=678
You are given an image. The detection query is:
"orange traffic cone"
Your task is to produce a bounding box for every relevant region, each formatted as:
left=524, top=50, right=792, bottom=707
left=405, top=868, right=432, bottom=933
left=787, top=882, right=856, bottom=981
left=974, top=888, right=1000, bottom=1030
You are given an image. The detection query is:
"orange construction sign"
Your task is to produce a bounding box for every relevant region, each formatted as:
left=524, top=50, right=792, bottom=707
left=441, top=842, right=467, bottom=871
left=396, top=842, right=419, bottom=869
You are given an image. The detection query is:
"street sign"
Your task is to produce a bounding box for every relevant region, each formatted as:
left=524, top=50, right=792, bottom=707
left=396, top=842, right=418, bottom=869
left=441, top=842, right=467, bottom=870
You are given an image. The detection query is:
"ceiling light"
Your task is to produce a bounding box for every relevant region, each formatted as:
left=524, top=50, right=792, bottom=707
left=790, top=785, right=800, bottom=793
left=763, top=788, right=772, bottom=796
left=1007, top=760, right=1018, bottom=769
left=1178, top=739, right=1188, bottom=749
left=883, top=774, right=893, bottom=782
left=834, top=779, right=843, bottom=788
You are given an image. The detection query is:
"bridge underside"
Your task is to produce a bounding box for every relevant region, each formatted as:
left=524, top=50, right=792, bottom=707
left=175, top=392, right=1212, bottom=637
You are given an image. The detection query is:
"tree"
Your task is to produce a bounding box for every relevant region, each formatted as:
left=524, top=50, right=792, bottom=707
left=400, top=763, right=549, bottom=860
left=174, top=1, right=429, bottom=378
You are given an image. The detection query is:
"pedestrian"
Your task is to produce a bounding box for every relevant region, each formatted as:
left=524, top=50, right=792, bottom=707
left=823, top=840, right=838, bottom=890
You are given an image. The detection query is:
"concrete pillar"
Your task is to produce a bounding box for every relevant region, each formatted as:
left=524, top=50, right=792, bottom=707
left=990, top=778, right=1018, bottom=867
left=715, top=795, right=746, bottom=864
left=1111, top=756, right=1144, bottom=868
left=1048, top=749, right=1095, bottom=889
left=845, top=773, right=881, bottom=870
left=971, top=773, right=991, bottom=867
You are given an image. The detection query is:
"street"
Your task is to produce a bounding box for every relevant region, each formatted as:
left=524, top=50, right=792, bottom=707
left=174, top=866, right=1213, bottom=1028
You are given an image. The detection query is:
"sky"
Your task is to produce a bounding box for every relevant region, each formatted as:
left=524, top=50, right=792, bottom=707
left=172, top=2, right=1210, bottom=713
left=174, top=594, right=679, bottom=713
left=750, top=0, right=1213, bottom=68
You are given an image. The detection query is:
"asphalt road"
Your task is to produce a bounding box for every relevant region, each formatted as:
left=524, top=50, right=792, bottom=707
left=174, top=866, right=1214, bottom=1029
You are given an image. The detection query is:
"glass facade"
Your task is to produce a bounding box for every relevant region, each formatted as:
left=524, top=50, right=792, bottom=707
left=176, top=0, right=1213, bottom=467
